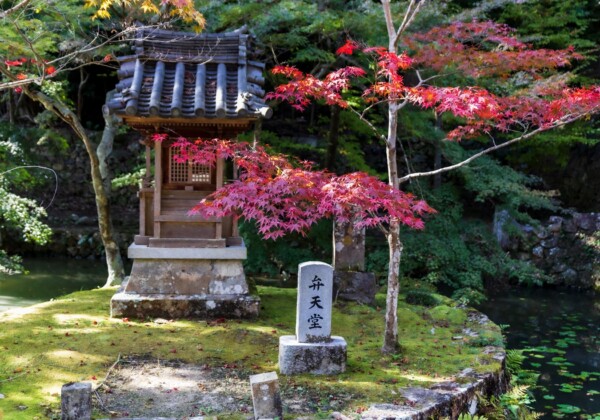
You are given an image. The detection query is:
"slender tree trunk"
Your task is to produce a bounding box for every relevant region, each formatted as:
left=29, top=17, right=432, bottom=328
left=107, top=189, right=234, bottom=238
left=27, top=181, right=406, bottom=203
left=24, top=89, right=125, bottom=287
left=326, top=105, right=340, bottom=171
left=383, top=220, right=402, bottom=353
left=77, top=68, right=89, bottom=121
left=99, top=102, right=125, bottom=287
left=382, top=101, right=403, bottom=354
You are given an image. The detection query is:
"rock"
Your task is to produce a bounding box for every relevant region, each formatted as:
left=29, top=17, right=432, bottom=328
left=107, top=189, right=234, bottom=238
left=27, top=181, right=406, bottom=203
left=563, top=219, right=578, bottom=233
left=249, top=372, right=283, bottom=420
left=75, top=216, right=94, bottom=225
left=333, top=218, right=366, bottom=271
left=333, top=271, right=377, bottom=305
left=536, top=228, right=550, bottom=240
left=560, top=268, right=578, bottom=284
left=541, top=237, right=559, bottom=248
left=493, top=209, right=514, bottom=251
left=521, top=224, right=536, bottom=234
left=0, top=393, right=4, bottom=399
left=61, top=382, right=91, bottom=420
left=532, top=246, right=544, bottom=259
left=548, top=216, right=563, bottom=232
left=551, top=263, right=567, bottom=274
left=548, top=247, right=563, bottom=258
left=574, top=213, right=595, bottom=231
left=278, top=336, right=347, bottom=375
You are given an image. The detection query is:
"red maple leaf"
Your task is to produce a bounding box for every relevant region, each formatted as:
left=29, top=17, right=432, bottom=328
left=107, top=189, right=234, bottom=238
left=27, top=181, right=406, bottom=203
left=336, top=40, right=359, bottom=56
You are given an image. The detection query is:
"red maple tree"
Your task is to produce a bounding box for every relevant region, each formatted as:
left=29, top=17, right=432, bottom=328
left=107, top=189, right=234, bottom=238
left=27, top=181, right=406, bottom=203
left=167, top=5, right=600, bottom=353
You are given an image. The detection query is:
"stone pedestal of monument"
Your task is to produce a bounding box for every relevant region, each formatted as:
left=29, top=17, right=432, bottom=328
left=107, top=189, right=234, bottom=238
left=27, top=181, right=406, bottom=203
left=111, top=243, right=259, bottom=319
left=279, top=261, right=347, bottom=375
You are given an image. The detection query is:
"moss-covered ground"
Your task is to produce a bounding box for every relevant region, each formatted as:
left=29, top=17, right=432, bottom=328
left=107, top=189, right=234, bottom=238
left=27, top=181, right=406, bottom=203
left=0, top=286, right=503, bottom=419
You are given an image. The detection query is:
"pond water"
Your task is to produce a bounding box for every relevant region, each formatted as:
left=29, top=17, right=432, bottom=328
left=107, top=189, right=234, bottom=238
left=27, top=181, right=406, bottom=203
left=479, top=289, right=600, bottom=418
left=0, top=258, right=107, bottom=312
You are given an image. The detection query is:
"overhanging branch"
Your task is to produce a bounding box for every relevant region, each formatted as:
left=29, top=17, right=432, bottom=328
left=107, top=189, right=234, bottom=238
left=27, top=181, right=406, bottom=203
left=397, top=115, right=589, bottom=184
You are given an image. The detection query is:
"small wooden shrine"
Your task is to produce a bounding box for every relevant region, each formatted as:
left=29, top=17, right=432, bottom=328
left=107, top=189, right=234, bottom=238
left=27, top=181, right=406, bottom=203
left=106, top=27, right=271, bottom=319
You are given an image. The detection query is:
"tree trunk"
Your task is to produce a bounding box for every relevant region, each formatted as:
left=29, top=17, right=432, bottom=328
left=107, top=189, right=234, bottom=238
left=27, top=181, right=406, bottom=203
left=383, top=220, right=402, bottom=354
left=77, top=68, right=89, bottom=121
left=99, top=102, right=125, bottom=287
left=382, top=102, right=402, bottom=354
left=24, top=89, right=125, bottom=287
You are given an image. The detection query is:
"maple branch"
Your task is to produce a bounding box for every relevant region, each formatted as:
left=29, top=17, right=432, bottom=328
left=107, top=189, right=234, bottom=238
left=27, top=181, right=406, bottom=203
left=395, top=0, right=424, bottom=47
left=12, top=18, right=48, bottom=82
left=0, top=0, right=31, bottom=18
left=397, top=115, right=587, bottom=184
left=348, top=107, right=386, bottom=142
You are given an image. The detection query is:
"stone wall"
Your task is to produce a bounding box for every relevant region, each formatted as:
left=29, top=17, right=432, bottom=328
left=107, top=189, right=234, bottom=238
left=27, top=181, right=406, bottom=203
left=496, top=210, right=600, bottom=290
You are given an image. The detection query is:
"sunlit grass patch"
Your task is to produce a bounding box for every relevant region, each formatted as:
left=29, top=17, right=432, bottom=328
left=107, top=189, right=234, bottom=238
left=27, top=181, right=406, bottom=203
left=0, top=286, right=503, bottom=419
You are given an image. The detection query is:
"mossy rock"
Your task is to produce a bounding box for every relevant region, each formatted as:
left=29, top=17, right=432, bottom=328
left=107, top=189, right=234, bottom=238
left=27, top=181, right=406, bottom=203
left=429, top=304, right=467, bottom=325
left=405, top=289, right=440, bottom=307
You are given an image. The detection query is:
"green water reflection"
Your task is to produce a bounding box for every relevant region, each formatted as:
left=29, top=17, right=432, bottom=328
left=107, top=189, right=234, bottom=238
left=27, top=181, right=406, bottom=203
left=0, top=258, right=107, bottom=312
left=480, top=289, right=600, bottom=418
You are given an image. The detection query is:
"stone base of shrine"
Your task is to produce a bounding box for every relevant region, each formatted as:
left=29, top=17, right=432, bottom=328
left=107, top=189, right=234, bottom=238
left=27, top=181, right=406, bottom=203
left=110, top=243, right=259, bottom=319
left=278, top=335, right=347, bottom=375
left=111, top=291, right=260, bottom=319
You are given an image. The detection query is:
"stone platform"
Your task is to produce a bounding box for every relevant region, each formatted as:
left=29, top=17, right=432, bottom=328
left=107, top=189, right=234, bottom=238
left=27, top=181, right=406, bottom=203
left=110, top=244, right=259, bottom=319
left=279, top=335, right=347, bottom=375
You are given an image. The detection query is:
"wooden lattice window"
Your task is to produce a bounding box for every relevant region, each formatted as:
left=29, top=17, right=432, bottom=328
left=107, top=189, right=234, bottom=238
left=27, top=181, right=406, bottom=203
left=168, top=147, right=211, bottom=184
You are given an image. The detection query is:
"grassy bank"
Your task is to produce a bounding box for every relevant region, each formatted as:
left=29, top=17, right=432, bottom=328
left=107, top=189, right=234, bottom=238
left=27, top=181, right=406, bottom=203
left=0, top=286, right=503, bottom=419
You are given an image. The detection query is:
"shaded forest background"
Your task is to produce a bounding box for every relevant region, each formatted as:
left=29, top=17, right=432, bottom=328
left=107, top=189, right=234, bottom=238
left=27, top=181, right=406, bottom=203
left=1, top=0, right=599, bottom=301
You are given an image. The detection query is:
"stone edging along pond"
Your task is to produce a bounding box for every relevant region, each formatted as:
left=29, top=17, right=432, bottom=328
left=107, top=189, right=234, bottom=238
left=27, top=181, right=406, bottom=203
left=359, top=311, right=508, bottom=420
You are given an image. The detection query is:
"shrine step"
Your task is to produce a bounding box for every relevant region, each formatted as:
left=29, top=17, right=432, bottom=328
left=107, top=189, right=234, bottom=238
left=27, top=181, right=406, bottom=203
left=148, top=238, right=226, bottom=248
left=155, top=214, right=220, bottom=222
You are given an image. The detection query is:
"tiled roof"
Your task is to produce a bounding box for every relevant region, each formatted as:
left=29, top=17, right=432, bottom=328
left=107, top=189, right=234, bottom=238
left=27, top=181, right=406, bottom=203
left=106, top=27, right=271, bottom=121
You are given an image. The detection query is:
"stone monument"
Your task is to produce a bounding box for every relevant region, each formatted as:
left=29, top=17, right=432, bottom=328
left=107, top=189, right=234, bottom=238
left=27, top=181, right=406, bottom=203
left=61, top=382, right=91, bottom=420
left=249, top=371, right=283, bottom=419
left=279, top=261, right=347, bottom=375
left=332, top=219, right=378, bottom=305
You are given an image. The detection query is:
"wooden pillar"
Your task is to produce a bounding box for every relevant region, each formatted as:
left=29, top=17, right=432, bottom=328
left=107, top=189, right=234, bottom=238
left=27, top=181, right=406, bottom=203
left=143, top=141, right=152, bottom=187
left=139, top=140, right=152, bottom=237
left=232, top=159, right=239, bottom=237
left=153, top=142, right=163, bottom=238
left=215, top=157, right=224, bottom=239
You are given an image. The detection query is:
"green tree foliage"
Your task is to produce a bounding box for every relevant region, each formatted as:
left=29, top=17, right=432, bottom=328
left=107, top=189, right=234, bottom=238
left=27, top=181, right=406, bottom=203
left=241, top=219, right=332, bottom=280
left=0, top=127, right=53, bottom=274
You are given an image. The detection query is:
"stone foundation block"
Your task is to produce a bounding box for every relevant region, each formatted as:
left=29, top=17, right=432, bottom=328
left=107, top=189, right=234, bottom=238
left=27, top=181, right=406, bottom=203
left=125, top=259, right=247, bottom=295
left=111, top=292, right=260, bottom=319
left=333, top=270, right=377, bottom=305
left=279, top=335, right=346, bottom=375
left=61, top=382, right=91, bottom=420
left=249, top=371, right=283, bottom=419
